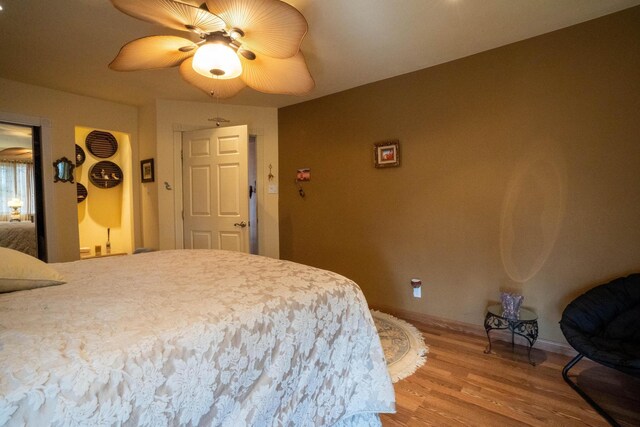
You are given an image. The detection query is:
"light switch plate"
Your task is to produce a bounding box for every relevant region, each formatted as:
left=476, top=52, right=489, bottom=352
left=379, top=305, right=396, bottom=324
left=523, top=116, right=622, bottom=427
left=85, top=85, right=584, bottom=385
left=268, top=183, right=278, bottom=194
left=413, top=287, right=421, bottom=298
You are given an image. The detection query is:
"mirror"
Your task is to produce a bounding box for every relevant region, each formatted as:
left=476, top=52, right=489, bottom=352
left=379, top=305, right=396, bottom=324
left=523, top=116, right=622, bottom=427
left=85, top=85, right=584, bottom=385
left=53, top=157, right=75, bottom=183
left=0, top=122, right=41, bottom=259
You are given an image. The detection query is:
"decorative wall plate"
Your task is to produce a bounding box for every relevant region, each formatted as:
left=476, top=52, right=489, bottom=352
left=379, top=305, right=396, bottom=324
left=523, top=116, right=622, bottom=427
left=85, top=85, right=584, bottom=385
left=89, top=161, right=123, bottom=189
left=75, top=144, right=86, bottom=166
left=77, top=182, right=88, bottom=203
left=86, top=130, right=118, bottom=158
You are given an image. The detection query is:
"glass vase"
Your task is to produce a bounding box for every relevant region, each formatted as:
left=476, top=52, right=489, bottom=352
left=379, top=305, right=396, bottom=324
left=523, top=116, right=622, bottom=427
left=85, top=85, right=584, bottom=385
left=501, top=292, right=524, bottom=320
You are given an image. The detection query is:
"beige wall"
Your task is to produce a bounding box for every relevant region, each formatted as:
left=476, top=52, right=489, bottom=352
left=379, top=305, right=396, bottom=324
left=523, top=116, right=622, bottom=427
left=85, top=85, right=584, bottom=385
left=138, top=103, right=159, bottom=250
left=278, top=7, right=640, bottom=343
left=153, top=99, right=280, bottom=258
left=0, top=78, right=140, bottom=262
left=0, top=80, right=279, bottom=259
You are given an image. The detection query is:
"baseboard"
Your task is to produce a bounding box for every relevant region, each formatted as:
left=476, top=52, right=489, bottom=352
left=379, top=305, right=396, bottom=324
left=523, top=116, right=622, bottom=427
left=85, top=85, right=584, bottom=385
left=371, top=305, right=576, bottom=357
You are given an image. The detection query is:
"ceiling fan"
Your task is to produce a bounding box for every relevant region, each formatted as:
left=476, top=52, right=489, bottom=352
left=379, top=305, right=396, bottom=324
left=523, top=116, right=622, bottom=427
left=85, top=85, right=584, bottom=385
left=109, top=0, right=314, bottom=99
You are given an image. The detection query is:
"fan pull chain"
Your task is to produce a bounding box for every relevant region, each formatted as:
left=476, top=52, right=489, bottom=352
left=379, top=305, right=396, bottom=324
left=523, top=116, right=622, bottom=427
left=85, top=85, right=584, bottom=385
left=209, top=89, right=222, bottom=127
left=207, top=86, right=231, bottom=127
left=212, top=89, right=218, bottom=127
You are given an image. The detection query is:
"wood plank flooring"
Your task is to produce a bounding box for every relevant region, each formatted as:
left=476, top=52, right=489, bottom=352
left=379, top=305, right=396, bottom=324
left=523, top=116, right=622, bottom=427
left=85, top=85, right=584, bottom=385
left=380, top=319, right=640, bottom=426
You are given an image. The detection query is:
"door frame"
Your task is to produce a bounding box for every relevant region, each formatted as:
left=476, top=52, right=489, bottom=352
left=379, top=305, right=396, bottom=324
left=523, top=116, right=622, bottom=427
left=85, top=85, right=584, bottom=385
left=172, top=125, right=262, bottom=252
left=0, top=111, right=53, bottom=260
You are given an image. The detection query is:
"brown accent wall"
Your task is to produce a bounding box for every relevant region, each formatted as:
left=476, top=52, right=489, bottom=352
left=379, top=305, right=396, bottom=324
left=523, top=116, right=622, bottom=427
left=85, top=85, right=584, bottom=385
left=278, top=7, right=640, bottom=343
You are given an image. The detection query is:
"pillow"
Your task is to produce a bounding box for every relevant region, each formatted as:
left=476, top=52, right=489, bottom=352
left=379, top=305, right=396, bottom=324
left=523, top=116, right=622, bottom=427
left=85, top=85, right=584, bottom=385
left=0, top=247, right=65, bottom=293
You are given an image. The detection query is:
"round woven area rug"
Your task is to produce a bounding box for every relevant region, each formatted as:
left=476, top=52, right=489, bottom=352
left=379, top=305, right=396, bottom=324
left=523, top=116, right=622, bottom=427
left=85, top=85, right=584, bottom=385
left=372, top=310, right=428, bottom=383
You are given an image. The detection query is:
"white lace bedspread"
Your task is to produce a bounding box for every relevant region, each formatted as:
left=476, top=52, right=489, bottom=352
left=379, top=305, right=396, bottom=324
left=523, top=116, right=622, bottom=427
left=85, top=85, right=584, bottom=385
left=0, top=250, right=395, bottom=426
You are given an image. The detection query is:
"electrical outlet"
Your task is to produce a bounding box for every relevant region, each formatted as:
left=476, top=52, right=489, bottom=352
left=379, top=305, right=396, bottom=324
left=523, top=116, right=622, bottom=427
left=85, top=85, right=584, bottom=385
left=411, top=278, right=422, bottom=298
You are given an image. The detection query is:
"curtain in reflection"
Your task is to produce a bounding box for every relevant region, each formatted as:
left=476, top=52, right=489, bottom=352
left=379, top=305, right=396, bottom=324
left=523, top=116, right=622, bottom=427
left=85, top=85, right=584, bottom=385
left=0, top=160, right=35, bottom=222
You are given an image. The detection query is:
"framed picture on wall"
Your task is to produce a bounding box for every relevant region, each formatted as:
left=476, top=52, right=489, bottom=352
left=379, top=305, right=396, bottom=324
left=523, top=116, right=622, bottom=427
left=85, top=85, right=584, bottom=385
left=374, top=140, right=400, bottom=168
left=296, top=168, right=310, bottom=181
left=141, top=158, right=155, bottom=183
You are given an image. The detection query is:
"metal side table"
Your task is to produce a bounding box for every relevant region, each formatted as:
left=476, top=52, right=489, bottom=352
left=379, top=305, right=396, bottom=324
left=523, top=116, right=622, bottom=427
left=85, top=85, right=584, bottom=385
left=484, top=304, right=538, bottom=365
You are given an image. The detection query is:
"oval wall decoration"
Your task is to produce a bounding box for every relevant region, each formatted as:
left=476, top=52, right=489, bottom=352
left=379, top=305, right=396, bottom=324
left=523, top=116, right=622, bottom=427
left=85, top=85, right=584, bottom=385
left=89, top=161, right=123, bottom=189
left=86, top=130, right=118, bottom=158
left=75, top=144, right=86, bottom=166
left=77, top=182, right=88, bottom=203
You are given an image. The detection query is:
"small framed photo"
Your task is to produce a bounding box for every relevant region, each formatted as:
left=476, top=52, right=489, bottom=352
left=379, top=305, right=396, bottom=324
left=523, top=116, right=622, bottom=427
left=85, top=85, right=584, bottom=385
left=296, top=168, right=310, bottom=181
left=141, top=158, right=155, bottom=183
left=374, top=140, right=400, bottom=168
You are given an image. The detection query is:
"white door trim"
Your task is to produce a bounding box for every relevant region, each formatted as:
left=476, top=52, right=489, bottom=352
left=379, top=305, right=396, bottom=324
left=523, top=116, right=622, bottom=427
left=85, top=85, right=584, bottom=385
left=173, top=130, right=184, bottom=249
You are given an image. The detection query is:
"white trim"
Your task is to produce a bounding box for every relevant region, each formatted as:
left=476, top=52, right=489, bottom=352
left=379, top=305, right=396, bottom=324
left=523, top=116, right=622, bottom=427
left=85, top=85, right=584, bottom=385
left=173, top=131, right=183, bottom=249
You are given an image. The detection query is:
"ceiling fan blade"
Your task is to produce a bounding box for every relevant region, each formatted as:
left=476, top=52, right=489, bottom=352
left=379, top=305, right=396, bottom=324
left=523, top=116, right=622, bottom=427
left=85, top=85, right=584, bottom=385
left=240, top=51, right=314, bottom=95
left=109, top=36, right=197, bottom=71
left=111, top=0, right=226, bottom=34
left=204, top=0, right=307, bottom=59
left=180, top=57, right=247, bottom=98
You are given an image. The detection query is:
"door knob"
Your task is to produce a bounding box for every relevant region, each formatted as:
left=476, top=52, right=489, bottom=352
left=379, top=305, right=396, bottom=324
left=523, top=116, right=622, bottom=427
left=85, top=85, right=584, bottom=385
left=234, top=221, right=247, bottom=228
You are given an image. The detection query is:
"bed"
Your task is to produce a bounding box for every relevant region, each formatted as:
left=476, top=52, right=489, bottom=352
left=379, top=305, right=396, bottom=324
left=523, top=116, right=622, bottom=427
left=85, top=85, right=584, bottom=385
left=0, top=249, right=395, bottom=426
left=0, top=221, right=37, bottom=257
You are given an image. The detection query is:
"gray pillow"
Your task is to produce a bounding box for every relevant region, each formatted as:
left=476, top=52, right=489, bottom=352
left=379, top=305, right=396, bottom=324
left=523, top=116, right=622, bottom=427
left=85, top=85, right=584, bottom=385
left=0, top=247, right=65, bottom=293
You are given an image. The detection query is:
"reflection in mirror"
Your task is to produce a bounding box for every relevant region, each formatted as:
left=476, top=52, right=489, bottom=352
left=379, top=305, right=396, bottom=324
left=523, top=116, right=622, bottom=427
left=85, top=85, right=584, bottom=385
left=0, top=122, right=38, bottom=258
left=53, top=157, right=75, bottom=183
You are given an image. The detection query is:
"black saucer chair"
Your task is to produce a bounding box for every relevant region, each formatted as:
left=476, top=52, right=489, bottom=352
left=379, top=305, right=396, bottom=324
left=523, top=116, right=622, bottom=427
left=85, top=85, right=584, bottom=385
left=560, top=274, right=640, bottom=426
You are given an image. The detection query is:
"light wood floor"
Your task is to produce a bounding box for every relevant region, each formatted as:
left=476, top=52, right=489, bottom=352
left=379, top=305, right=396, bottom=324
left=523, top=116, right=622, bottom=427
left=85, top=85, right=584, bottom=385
left=380, top=319, right=640, bottom=426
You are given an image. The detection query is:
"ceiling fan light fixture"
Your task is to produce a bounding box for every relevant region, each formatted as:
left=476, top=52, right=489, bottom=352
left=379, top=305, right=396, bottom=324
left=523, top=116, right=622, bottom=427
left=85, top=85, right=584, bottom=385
left=192, top=42, right=242, bottom=79
left=109, top=0, right=315, bottom=97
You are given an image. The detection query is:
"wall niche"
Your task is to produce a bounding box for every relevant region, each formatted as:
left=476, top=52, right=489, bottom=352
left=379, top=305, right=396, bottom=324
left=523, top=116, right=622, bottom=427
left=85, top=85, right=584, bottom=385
left=75, top=126, right=133, bottom=258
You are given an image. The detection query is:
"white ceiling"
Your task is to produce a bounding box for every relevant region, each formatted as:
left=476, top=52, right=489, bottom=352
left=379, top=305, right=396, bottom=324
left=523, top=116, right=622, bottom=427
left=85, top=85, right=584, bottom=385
left=0, top=123, right=32, bottom=161
left=1, top=0, right=639, bottom=108
left=0, top=123, right=32, bottom=150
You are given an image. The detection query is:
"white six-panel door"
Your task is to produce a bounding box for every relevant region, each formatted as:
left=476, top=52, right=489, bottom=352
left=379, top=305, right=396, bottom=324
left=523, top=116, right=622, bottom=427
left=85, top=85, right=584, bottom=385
left=182, top=125, right=249, bottom=252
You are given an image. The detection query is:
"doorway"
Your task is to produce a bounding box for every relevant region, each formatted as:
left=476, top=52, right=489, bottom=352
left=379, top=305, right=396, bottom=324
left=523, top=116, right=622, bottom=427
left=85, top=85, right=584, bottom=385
left=182, top=125, right=256, bottom=253
left=0, top=121, right=46, bottom=260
